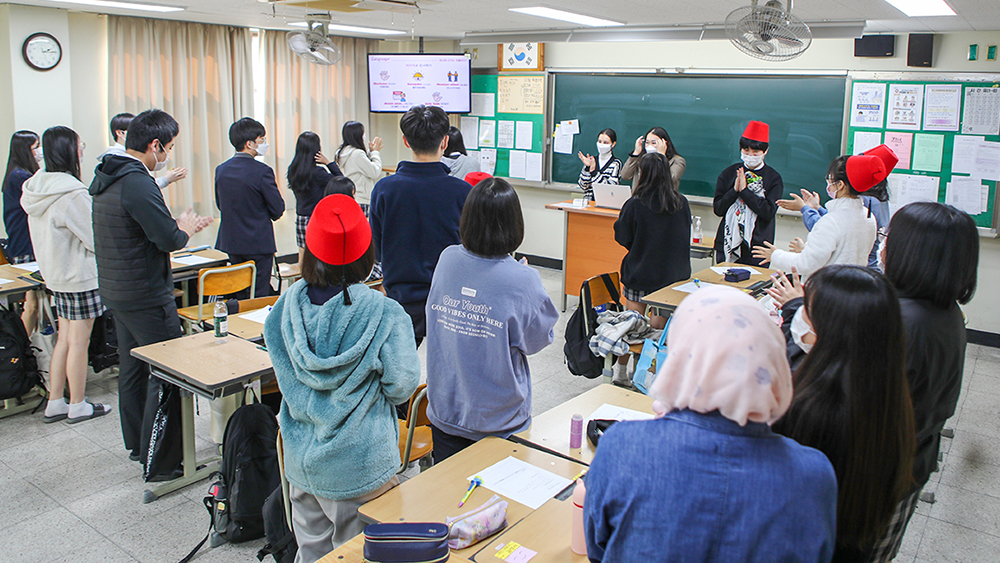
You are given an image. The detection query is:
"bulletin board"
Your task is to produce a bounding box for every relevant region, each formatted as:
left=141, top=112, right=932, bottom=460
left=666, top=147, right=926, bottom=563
left=466, top=72, right=546, bottom=180
left=847, top=79, right=1000, bottom=229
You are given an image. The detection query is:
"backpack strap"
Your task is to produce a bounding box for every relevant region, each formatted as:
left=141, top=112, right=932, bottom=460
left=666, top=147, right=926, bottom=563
left=598, top=273, right=623, bottom=309
left=178, top=496, right=216, bottom=563
left=256, top=530, right=296, bottom=562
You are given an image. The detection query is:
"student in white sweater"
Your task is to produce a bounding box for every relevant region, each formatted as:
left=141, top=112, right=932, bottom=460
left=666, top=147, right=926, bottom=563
left=754, top=154, right=885, bottom=280
left=334, top=121, right=383, bottom=209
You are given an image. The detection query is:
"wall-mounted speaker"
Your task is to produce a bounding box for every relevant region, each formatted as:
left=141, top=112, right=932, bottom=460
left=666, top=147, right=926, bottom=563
left=855, top=35, right=895, bottom=57
left=908, top=33, right=934, bottom=67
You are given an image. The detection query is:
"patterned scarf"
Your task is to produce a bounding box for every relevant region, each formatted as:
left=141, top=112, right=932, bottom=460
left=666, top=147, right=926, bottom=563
left=722, top=169, right=765, bottom=262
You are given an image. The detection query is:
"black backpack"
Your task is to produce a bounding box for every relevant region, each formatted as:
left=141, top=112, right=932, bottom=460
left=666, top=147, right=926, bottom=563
left=88, top=309, right=119, bottom=372
left=0, top=304, right=43, bottom=401
left=564, top=274, right=621, bottom=379
left=181, top=399, right=280, bottom=563
left=256, top=486, right=297, bottom=563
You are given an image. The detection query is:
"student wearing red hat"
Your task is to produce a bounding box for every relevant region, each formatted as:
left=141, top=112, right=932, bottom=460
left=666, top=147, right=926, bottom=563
left=778, top=144, right=896, bottom=270
left=713, top=121, right=784, bottom=266
left=263, top=195, right=419, bottom=561
left=754, top=154, right=883, bottom=280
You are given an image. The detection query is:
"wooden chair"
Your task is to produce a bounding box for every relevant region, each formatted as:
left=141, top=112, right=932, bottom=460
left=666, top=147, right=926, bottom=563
left=398, top=384, right=433, bottom=473
left=176, top=261, right=256, bottom=332
left=273, top=259, right=301, bottom=294
left=276, top=429, right=293, bottom=530
left=579, top=272, right=642, bottom=384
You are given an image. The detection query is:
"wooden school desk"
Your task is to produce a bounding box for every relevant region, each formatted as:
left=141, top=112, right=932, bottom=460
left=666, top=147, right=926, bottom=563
left=316, top=533, right=474, bottom=563
left=0, top=265, right=46, bottom=419
left=641, top=262, right=779, bottom=315
left=512, top=385, right=653, bottom=466
left=171, top=248, right=229, bottom=306
left=131, top=331, right=272, bottom=503
left=546, top=200, right=715, bottom=311
left=471, top=498, right=586, bottom=563
left=359, top=437, right=585, bottom=558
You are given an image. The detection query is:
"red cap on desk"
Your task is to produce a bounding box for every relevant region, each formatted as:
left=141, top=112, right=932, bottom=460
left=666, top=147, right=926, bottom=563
left=305, top=195, right=371, bottom=266
left=742, top=121, right=769, bottom=143
left=862, top=144, right=899, bottom=175
left=465, top=171, right=492, bottom=186
left=845, top=154, right=888, bottom=193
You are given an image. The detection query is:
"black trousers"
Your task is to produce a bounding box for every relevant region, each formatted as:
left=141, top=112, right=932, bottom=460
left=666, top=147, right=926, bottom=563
left=430, top=425, right=477, bottom=464
left=400, top=299, right=427, bottom=348
left=112, top=302, right=182, bottom=458
left=227, top=253, right=273, bottom=299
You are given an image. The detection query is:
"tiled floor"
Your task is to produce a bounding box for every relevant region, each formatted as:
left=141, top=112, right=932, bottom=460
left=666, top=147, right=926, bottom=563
left=1, top=266, right=996, bottom=562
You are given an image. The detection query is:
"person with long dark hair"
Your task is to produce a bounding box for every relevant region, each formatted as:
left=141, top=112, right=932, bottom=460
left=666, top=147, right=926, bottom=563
left=4, top=130, right=41, bottom=333
left=424, top=177, right=558, bottom=462
left=22, top=126, right=111, bottom=423
left=287, top=131, right=343, bottom=265
left=620, top=126, right=685, bottom=190
left=441, top=126, right=479, bottom=181
left=334, top=121, right=383, bottom=210
left=770, top=265, right=916, bottom=562
left=577, top=128, right=622, bottom=201
left=611, top=152, right=691, bottom=385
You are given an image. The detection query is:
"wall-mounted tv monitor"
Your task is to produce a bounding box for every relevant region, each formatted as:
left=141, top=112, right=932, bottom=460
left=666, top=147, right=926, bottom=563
left=368, top=53, right=471, bottom=113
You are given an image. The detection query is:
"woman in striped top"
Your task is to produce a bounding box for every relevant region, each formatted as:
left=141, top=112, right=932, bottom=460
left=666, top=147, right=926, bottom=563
left=577, top=128, right=622, bottom=200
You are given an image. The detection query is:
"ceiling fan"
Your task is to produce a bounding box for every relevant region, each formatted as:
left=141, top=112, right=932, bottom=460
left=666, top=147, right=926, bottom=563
left=725, top=0, right=812, bottom=61
left=286, top=14, right=342, bottom=65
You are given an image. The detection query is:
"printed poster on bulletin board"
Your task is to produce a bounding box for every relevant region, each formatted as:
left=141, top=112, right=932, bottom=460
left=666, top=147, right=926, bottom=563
left=850, top=82, right=886, bottom=128
left=888, top=84, right=924, bottom=130
left=498, top=75, right=545, bottom=114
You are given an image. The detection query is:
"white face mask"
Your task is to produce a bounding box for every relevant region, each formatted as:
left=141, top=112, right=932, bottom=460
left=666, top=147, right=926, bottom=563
left=826, top=182, right=839, bottom=199
left=644, top=144, right=658, bottom=153
left=741, top=153, right=764, bottom=169
left=790, top=307, right=815, bottom=354
left=33, top=147, right=43, bottom=164
left=153, top=154, right=169, bottom=172
left=596, top=142, right=612, bottom=155
left=255, top=141, right=270, bottom=157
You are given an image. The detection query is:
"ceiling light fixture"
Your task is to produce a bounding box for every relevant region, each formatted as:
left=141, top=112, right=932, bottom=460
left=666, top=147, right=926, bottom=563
left=46, top=0, right=184, bottom=12
left=289, top=22, right=407, bottom=36
left=883, top=0, right=956, bottom=17
left=509, top=7, right=624, bottom=27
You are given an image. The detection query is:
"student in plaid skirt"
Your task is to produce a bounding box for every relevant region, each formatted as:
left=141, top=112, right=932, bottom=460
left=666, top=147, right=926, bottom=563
left=22, top=126, right=111, bottom=424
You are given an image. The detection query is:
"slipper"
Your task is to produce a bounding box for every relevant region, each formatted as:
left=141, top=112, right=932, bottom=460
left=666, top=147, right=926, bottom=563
left=66, top=402, right=111, bottom=424
left=43, top=412, right=68, bottom=423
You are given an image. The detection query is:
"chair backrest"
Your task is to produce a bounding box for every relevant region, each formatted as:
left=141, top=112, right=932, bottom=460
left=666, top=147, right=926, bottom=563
left=275, top=429, right=292, bottom=529
left=583, top=272, right=621, bottom=311
left=406, top=384, right=430, bottom=427
left=196, top=261, right=257, bottom=321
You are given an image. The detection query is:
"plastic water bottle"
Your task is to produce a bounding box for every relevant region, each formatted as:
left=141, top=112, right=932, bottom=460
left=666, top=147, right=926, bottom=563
left=692, top=216, right=703, bottom=244
left=571, top=479, right=588, bottom=556
left=214, top=301, right=228, bottom=342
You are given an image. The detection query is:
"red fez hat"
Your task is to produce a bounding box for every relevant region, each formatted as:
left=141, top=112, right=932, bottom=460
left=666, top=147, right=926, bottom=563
left=305, top=195, right=372, bottom=266
left=742, top=121, right=769, bottom=143
left=862, top=144, right=899, bottom=175
left=465, top=171, right=492, bottom=186
left=845, top=154, right=887, bottom=193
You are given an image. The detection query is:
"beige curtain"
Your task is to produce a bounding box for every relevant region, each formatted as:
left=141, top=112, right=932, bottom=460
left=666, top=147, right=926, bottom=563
left=108, top=16, right=253, bottom=216
left=262, top=30, right=376, bottom=203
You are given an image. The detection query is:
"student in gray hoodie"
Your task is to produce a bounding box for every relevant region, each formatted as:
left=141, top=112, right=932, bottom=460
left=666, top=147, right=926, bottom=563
left=22, top=126, right=110, bottom=424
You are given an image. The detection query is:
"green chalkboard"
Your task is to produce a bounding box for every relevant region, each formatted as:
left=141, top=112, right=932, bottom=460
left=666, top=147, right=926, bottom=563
left=551, top=73, right=847, bottom=200
left=470, top=73, right=546, bottom=179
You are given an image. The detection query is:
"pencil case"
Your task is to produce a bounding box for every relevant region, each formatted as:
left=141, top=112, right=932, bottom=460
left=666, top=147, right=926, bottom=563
left=362, top=522, right=450, bottom=563
left=445, top=494, right=508, bottom=549
left=724, top=268, right=752, bottom=282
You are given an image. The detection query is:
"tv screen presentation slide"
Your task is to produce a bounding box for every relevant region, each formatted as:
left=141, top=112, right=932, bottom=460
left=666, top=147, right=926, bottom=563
left=368, top=54, right=471, bottom=113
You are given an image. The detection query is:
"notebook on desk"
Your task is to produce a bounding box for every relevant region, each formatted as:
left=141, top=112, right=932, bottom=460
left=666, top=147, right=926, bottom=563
left=592, top=183, right=630, bottom=210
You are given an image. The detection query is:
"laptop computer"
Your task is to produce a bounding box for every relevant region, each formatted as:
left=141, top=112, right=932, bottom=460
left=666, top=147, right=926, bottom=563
left=592, top=183, right=631, bottom=210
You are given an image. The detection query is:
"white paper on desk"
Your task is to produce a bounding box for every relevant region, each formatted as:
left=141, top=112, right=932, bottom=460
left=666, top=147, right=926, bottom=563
left=9, top=261, right=39, bottom=272
left=239, top=306, right=272, bottom=325
left=560, top=119, right=580, bottom=135
left=952, top=135, right=985, bottom=175
left=553, top=129, right=574, bottom=155
left=674, top=281, right=717, bottom=294
left=853, top=131, right=882, bottom=154
left=471, top=93, right=495, bottom=117
left=588, top=403, right=653, bottom=423
left=467, top=456, right=571, bottom=510
left=974, top=140, right=1000, bottom=181
left=515, top=121, right=534, bottom=150
left=0, top=278, right=14, bottom=286
left=173, top=255, right=216, bottom=266
left=508, top=150, right=527, bottom=179
left=460, top=116, right=479, bottom=150
left=710, top=266, right=761, bottom=276
left=479, top=148, right=497, bottom=176
left=478, top=120, right=496, bottom=148
left=525, top=152, right=543, bottom=182
left=946, top=177, right=983, bottom=215
left=497, top=120, right=515, bottom=149
left=888, top=174, right=939, bottom=216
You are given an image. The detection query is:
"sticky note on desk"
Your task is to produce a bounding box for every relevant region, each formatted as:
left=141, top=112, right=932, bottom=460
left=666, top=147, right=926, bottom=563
left=495, top=542, right=537, bottom=562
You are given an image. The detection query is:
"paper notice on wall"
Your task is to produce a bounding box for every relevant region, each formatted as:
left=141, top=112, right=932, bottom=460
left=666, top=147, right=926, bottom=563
left=923, top=84, right=962, bottom=131
left=952, top=135, right=985, bottom=175
left=497, top=120, right=515, bottom=149
left=853, top=131, right=882, bottom=154
left=961, top=86, right=1000, bottom=135
left=553, top=127, right=574, bottom=155
left=560, top=119, right=580, bottom=135
left=888, top=84, right=924, bottom=130
left=888, top=173, right=940, bottom=216
left=946, top=177, right=984, bottom=215
left=974, top=140, right=1000, bottom=181
left=911, top=133, right=944, bottom=173
left=884, top=131, right=913, bottom=170
left=508, top=150, right=526, bottom=178
left=515, top=121, right=534, bottom=150
left=850, top=82, right=887, bottom=128
left=479, top=148, right=496, bottom=176
left=479, top=120, right=496, bottom=148
left=525, top=152, right=543, bottom=182
left=497, top=75, right=544, bottom=114
left=460, top=116, right=480, bottom=150
left=471, top=93, right=495, bottom=117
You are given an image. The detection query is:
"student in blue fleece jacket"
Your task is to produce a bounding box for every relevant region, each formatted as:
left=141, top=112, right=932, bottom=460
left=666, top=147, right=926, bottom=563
left=424, top=177, right=558, bottom=462
left=264, top=195, right=419, bottom=562
left=370, top=105, right=471, bottom=347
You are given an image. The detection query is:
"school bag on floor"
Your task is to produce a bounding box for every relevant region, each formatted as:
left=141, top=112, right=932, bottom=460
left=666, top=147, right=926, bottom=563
left=564, top=274, right=622, bottom=378
left=256, top=486, right=297, bottom=563
left=0, top=303, right=43, bottom=402
left=88, top=309, right=119, bottom=372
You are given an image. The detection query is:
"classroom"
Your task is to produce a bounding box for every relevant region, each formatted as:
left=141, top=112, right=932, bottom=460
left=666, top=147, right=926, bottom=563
left=1, top=0, right=999, bottom=562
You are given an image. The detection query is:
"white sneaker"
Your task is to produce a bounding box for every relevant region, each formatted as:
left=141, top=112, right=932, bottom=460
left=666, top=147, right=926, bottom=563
left=611, top=363, right=631, bottom=387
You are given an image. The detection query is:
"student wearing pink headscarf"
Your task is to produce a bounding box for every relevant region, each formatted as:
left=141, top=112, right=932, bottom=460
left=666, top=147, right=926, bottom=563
left=584, top=285, right=837, bottom=563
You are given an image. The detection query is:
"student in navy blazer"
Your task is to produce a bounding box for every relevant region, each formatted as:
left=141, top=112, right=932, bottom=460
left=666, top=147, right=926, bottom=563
left=215, top=117, right=285, bottom=297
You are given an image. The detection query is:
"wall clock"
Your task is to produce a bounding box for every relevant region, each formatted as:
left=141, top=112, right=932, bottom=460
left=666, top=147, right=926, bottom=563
left=22, top=32, right=62, bottom=72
